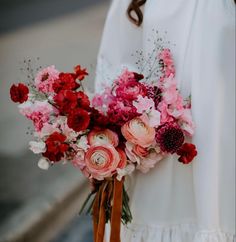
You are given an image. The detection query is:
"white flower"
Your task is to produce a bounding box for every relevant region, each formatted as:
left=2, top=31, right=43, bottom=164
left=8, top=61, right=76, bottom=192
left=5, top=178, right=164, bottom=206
left=29, top=141, right=46, bottom=154
left=77, top=135, right=89, bottom=151
left=116, top=164, right=135, bottom=181
left=38, top=157, right=50, bottom=170
left=148, top=108, right=161, bottom=127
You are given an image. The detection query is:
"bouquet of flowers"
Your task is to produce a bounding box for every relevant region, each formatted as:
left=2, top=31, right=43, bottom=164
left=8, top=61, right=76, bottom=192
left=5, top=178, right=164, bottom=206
left=10, top=48, right=197, bottom=242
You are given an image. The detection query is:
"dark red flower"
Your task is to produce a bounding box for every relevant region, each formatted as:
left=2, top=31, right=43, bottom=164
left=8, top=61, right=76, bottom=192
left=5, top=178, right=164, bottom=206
left=53, top=73, right=80, bottom=93
left=67, top=108, right=90, bottom=132
left=177, top=143, right=197, bottom=164
left=43, top=132, right=69, bottom=162
left=156, top=122, right=184, bottom=153
left=89, top=107, right=109, bottom=128
left=10, top=83, right=29, bottom=103
left=133, top=72, right=144, bottom=81
left=53, top=90, right=78, bottom=114
left=74, top=65, right=88, bottom=80
left=76, top=91, right=90, bottom=110
left=146, top=85, right=162, bottom=109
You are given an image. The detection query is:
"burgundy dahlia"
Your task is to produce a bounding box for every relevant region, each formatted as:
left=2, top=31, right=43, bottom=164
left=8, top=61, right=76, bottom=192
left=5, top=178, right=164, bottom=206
left=156, top=122, right=184, bottom=153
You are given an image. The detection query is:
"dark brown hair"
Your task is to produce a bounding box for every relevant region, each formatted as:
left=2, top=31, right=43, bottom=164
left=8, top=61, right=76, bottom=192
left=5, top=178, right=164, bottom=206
left=127, top=0, right=147, bottom=26
left=127, top=0, right=236, bottom=26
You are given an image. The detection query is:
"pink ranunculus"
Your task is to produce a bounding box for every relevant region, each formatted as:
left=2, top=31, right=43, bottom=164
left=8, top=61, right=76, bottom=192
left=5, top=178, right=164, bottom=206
left=133, top=144, right=149, bottom=157
left=19, top=101, right=53, bottom=132
left=35, top=65, right=60, bottom=93
left=137, top=150, right=163, bottom=173
left=121, top=115, right=156, bottom=148
left=88, top=129, right=119, bottom=147
left=117, top=148, right=127, bottom=169
left=85, top=145, right=121, bottom=180
left=125, top=141, right=163, bottom=172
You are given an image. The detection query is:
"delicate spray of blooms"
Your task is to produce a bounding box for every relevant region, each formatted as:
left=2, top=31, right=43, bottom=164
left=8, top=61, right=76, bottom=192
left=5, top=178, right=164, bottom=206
left=10, top=48, right=197, bottom=181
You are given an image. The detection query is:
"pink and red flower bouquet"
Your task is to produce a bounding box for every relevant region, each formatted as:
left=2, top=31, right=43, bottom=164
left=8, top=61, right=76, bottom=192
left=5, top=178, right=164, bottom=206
left=10, top=49, right=197, bottom=242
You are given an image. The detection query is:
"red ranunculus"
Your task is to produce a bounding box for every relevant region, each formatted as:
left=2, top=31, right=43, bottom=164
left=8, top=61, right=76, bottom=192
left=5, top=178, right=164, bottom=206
left=53, top=90, right=78, bottom=114
left=67, top=108, right=90, bottom=132
left=177, top=143, right=197, bottom=164
left=116, top=80, right=147, bottom=101
left=53, top=73, right=80, bottom=93
left=10, top=83, right=29, bottom=103
left=74, top=65, right=88, bottom=80
left=76, top=91, right=90, bottom=110
left=43, top=132, right=69, bottom=162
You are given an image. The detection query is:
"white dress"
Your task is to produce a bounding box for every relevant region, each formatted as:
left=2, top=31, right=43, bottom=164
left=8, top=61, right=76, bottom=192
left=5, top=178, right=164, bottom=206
left=95, top=0, right=236, bottom=241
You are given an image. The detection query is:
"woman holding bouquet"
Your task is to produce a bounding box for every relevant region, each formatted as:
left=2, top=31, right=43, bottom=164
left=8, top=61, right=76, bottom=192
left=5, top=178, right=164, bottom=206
left=95, top=0, right=235, bottom=241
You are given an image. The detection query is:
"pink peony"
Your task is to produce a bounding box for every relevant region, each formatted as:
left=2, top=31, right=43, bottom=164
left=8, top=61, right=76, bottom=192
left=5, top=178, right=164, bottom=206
left=121, top=115, right=156, bottom=148
left=84, top=145, right=121, bottom=180
left=19, top=101, right=53, bottom=131
left=88, top=129, right=119, bottom=147
left=35, top=65, right=60, bottom=93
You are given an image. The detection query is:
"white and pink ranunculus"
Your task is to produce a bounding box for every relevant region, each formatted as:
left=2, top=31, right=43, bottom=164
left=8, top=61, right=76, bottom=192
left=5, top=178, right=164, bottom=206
left=121, top=115, right=155, bottom=148
left=125, top=141, right=163, bottom=173
left=35, top=65, right=60, bottom=93
left=84, top=145, right=123, bottom=180
left=88, top=129, right=119, bottom=147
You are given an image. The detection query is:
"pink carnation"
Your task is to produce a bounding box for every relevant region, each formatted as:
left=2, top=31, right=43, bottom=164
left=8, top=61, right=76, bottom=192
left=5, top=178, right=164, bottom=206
left=19, top=101, right=53, bottom=131
left=35, top=65, right=60, bottom=93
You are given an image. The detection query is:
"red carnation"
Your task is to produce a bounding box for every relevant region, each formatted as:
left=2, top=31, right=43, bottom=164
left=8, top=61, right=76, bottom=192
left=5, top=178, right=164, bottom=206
left=10, top=83, right=29, bottom=103
left=67, top=108, right=90, bottom=132
left=177, top=143, right=197, bottom=164
left=43, top=132, right=69, bottom=162
left=74, top=65, right=88, bottom=80
left=53, top=73, right=80, bottom=93
left=76, top=91, right=90, bottom=110
left=156, top=122, right=184, bottom=153
left=53, top=90, right=78, bottom=114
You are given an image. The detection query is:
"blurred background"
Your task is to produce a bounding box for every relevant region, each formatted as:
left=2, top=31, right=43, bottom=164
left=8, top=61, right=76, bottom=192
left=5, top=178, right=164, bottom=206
left=0, top=0, right=109, bottom=241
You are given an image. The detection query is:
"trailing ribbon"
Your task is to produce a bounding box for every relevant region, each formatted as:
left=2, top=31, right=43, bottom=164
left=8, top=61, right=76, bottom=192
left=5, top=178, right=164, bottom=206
left=93, top=178, right=124, bottom=242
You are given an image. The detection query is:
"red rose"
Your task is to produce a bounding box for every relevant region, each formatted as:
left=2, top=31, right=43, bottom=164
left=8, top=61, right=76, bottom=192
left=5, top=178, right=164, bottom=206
left=53, top=73, right=80, bottom=93
left=67, top=108, right=90, bottom=132
left=74, top=65, right=88, bottom=80
left=76, top=91, right=90, bottom=110
left=10, top=83, right=29, bottom=103
left=43, top=132, right=69, bottom=162
left=177, top=143, right=197, bottom=164
left=53, top=90, right=78, bottom=114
